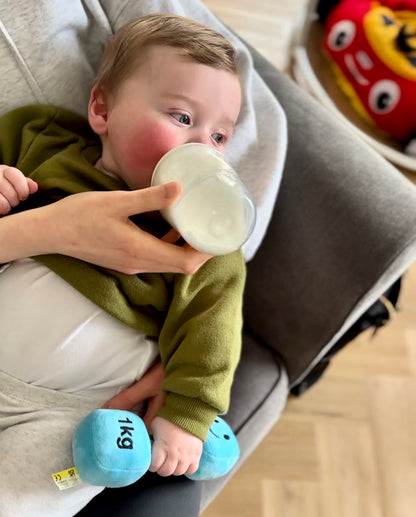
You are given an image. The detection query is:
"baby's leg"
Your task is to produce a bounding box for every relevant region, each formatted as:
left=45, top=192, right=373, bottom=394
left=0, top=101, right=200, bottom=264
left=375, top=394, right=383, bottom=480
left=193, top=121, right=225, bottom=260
left=0, top=371, right=104, bottom=517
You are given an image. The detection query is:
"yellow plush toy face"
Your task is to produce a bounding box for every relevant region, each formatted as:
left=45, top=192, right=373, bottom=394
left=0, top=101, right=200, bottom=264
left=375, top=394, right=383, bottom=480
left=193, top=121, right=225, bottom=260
left=364, top=4, right=416, bottom=80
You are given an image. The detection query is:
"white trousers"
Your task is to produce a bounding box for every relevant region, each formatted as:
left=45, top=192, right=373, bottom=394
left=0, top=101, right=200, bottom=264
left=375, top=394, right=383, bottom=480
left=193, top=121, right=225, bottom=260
left=0, top=371, right=105, bottom=517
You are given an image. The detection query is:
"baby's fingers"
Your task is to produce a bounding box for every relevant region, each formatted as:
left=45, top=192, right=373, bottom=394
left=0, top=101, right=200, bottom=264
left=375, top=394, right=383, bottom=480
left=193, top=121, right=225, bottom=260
left=0, top=170, right=18, bottom=209
left=1, top=166, right=36, bottom=203
left=0, top=194, right=12, bottom=216
left=27, top=178, right=39, bottom=194
left=0, top=167, right=38, bottom=216
left=149, top=443, right=169, bottom=474
left=153, top=455, right=179, bottom=477
left=5, top=167, right=37, bottom=200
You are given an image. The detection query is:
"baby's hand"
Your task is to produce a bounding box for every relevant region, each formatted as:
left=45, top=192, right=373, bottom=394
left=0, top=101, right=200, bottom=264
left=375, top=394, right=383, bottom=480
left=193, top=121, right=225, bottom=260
left=149, top=416, right=203, bottom=477
left=0, top=165, right=38, bottom=216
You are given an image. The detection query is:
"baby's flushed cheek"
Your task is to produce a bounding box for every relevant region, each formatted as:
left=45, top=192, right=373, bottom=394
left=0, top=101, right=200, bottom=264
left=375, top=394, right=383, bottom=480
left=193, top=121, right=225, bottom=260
left=124, top=125, right=179, bottom=184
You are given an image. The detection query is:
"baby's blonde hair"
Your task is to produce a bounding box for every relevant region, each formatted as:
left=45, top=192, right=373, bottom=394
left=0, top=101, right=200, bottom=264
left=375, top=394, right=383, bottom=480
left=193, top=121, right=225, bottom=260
left=94, top=13, right=239, bottom=95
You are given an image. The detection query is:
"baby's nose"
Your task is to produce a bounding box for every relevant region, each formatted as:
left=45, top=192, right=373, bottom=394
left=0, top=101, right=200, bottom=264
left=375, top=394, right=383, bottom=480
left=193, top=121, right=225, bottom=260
left=187, top=131, right=212, bottom=147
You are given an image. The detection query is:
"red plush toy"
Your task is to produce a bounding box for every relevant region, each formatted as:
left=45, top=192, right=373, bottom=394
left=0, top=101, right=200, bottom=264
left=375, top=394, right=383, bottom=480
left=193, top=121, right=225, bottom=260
left=323, top=0, right=416, bottom=147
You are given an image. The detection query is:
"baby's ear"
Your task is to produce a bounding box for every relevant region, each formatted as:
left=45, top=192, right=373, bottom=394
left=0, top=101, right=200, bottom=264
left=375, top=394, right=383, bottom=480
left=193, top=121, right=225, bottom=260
left=88, top=85, right=108, bottom=135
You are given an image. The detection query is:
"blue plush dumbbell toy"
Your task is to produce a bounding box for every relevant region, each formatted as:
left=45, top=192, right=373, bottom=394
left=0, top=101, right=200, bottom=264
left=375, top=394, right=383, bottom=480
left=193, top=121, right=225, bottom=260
left=72, top=409, right=151, bottom=488
left=73, top=409, right=239, bottom=487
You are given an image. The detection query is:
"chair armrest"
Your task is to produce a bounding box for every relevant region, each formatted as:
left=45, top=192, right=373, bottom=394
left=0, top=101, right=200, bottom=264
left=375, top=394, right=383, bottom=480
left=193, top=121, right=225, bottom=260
left=243, top=45, right=416, bottom=386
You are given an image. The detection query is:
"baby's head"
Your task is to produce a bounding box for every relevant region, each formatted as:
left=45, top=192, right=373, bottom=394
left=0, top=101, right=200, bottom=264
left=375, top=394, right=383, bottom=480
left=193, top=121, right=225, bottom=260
left=94, top=13, right=239, bottom=97
left=89, top=14, right=242, bottom=190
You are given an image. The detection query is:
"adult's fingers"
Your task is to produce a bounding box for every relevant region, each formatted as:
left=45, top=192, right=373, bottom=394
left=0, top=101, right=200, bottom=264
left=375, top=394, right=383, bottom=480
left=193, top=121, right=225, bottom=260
left=161, top=228, right=181, bottom=244
left=117, top=182, right=181, bottom=217
left=102, top=362, right=164, bottom=410
left=143, top=392, right=167, bottom=430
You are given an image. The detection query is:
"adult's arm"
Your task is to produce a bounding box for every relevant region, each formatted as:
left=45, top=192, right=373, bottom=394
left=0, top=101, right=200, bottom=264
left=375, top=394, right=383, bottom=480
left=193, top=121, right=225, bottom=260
left=0, top=183, right=211, bottom=274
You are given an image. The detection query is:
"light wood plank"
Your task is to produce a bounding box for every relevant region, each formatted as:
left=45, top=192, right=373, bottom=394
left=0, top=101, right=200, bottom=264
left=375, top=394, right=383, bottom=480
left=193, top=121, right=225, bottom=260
left=262, top=479, right=321, bottom=517
left=203, top=0, right=309, bottom=70
left=407, top=329, right=416, bottom=374
left=315, top=419, right=383, bottom=517
left=368, top=376, right=416, bottom=517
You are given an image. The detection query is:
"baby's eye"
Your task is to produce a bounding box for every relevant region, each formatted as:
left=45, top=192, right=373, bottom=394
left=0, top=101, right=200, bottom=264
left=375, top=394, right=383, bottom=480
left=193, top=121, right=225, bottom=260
left=212, top=133, right=225, bottom=145
left=172, top=113, right=191, bottom=125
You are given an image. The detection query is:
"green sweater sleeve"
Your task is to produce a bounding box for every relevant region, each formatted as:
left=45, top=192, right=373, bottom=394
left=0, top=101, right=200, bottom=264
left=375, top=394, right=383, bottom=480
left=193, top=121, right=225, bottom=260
left=158, top=249, right=246, bottom=441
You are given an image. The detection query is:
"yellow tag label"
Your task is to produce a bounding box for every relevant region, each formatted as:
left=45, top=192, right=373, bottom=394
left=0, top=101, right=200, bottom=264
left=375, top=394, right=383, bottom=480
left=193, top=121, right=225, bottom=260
left=52, top=467, right=82, bottom=490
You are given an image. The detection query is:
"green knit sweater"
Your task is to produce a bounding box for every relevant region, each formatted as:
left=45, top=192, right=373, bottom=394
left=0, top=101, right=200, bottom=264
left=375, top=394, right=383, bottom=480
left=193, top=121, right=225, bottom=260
left=0, top=105, right=246, bottom=441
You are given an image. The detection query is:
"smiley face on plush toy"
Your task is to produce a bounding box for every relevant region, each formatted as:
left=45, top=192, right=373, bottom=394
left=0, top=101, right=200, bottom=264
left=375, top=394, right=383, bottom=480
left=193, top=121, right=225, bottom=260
left=186, top=417, right=240, bottom=481
left=323, top=0, right=416, bottom=143
left=208, top=418, right=232, bottom=443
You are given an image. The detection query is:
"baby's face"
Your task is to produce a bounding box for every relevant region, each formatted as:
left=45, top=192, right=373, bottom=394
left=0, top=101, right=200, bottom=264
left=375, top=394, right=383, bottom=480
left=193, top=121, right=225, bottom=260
left=95, top=45, right=241, bottom=190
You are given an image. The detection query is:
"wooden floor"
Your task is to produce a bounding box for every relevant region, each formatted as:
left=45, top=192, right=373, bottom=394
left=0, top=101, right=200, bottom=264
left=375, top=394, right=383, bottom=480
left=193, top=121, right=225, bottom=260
left=202, top=1, right=416, bottom=516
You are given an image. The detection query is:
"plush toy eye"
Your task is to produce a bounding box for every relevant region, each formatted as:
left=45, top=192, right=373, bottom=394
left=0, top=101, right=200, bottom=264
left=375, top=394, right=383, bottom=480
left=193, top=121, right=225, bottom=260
left=327, top=20, right=356, bottom=51
left=368, top=80, right=401, bottom=114
left=382, top=14, right=395, bottom=26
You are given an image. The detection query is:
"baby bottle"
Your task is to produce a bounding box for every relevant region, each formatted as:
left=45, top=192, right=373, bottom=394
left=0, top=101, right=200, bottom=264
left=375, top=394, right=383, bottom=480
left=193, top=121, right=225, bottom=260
left=151, top=143, right=256, bottom=255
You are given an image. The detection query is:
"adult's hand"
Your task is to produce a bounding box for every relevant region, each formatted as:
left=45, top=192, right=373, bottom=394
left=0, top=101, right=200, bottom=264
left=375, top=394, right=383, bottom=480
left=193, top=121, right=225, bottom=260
left=102, top=361, right=166, bottom=429
left=0, top=182, right=211, bottom=274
